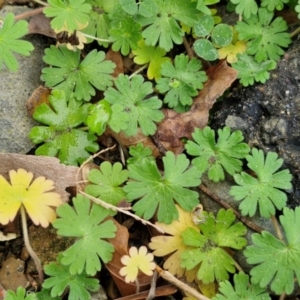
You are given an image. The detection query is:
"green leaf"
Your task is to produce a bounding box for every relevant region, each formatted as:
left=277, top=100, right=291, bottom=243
left=296, top=2, right=300, bottom=19
left=85, top=100, right=112, bottom=135
left=230, top=148, right=292, bottom=218
left=194, top=14, right=214, bottom=37
left=181, top=209, right=247, bottom=283
left=123, top=151, right=201, bottom=224
left=43, top=253, right=100, bottom=300
left=229, top=0, right=258, bottom=18
left=36, top=289, right=61, bottom=300
left=119, top=0, right=138, bottom=15
left=193, top=39, right=218, bottom=61
left=132, top=39, right=171, bottom=80
left=137, top=0, right=199, bottom=51
left=109, top=16, right=142, bottom=55
left=156, top=54, right=207, bottom=110
left=85, top=161, right=128, bottom=206
left=0, top=13, right=33, bottom=71
left=186, top=126, right=250, bottom=182
left=5, top=287, right=37, bottom=300
left=127, top=143, right=156, bottom=165
left=44, top=0, right=91, bottom=33
left=104, top=74, right=164, bottom=136
left=81, top=0, right=119, bottom=47
left=212, top=273, right=271, bottom=300
left=211, top=24, right=233, bottom=47
left=52, top=195, right=116, bottom=275
left=232, top=53, right=277, bottom=86
left=108, top=103, right=129, bottom=133
left=41, top=46, right=115, bottom=101
left=28, top=90, right=99, bottom=166
left=235, top=8, right=291, bottom=62
left=261, top=0, right=289, bottom=11
left=244, top=207, right=300, bottom=295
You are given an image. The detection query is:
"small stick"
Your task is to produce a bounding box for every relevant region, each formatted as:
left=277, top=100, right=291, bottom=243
left=199, top=184, right=263, bottom=233
left=183, top=36, right=194, bottom=59
left=271, top=215, right=284, bottom=241
left=155, top=265, right=210, bottom=300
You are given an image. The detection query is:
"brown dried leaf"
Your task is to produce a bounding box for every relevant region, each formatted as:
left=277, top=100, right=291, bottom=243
left=27, top=13, right=56, bottom=38
left=106, top=48, right=124, bottom=78
left=26, top=86, right=51, bottom=117
left=0, top=154, right=81, bottom=202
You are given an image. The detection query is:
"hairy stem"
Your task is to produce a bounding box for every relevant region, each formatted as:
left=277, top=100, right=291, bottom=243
left=20, top=205, right=44, bottom=284
left=81, top=32, right=112, bottom=43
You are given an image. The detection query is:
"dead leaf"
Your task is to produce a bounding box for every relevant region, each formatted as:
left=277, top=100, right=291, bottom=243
left=0, top=257, right=29, bottom=291
left=106, top=48, right=124, bottom=78
left=27, top=13, right=56, bottom=38
left=106, top=61, right=238, bottom=157
left=106, top=218, right=152, bottom=297
left=0, top=154, right=81, bottom=202
left=26, top=86, right=51, bottom=117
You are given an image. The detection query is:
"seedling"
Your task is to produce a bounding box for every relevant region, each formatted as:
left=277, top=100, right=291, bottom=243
left=0, top=169, right=62, bottom=283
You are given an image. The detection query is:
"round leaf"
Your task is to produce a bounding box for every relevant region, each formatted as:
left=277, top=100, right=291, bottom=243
left=194, top=39, right=218, bottom=61
left=194, top=14, right=214, bottom=37
left=211, top=24, right=233, bottom=47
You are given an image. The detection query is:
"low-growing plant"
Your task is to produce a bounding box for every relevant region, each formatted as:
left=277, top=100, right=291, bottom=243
left=1, top=0, right=300, bottom=299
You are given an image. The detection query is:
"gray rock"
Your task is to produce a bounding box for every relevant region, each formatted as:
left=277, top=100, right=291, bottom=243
left=0, top=6, right=48, bottom=154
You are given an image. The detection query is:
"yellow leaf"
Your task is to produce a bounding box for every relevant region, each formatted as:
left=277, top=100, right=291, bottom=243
left=218, top=30, right=247, bottom=63
left=0, top=169, right=62, bottom=227
left=119, top=246, right=156, bottom=283
left=149, top=205, right=198, bottom=280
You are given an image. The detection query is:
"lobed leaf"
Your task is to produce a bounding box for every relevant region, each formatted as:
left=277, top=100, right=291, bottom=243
left=181, top=209, right=247, bottom=283
left=29, top=90, right=99, bottom=166
left=235, top=8, right=291, bottom=62
left=43, top=253, right=100, bottom=300
left=212, top=273, right=271, bottom=300
left=156, top=54, right=207, bottom=110
left=232, top=53, right=277, bottom=86
left=44, top=0, right=91, bottom=33
left=0, top=13, right=33, bottom=71
left=244, top=207, right=300, bottom=295
left=186, top=126, right=250, bottom=182
left=230, top=148, right=292, bottom=218
left=53, top=195, right=116, bottom=276
left=124, top=151, right=201, bottom=224
left=41, top=46, right=115, bottom=101
left=104, top=74, right=164, bottom=136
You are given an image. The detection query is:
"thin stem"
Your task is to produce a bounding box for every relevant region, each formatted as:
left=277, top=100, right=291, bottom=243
left=14, top=7, right=45, bottom=21
left=32, top=0, right=49, bottom=6
left=183, top=36, right=194, bottom=59
left=271, top=215, right=284, bottom=241
left=290, top=26, right=300, bottom=38
left=234, top=259, right=244, bottom=273
left=80, top=32, right=112, bottom=43
left=155, top=265, right=210, bottom=300
left=279, top=292, right=286, bottom=300
left=128, top=64, right=148, bottom=79
left=135, top=278, right=140, bottom=294
left=20, top=205, right=44, bottom=284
